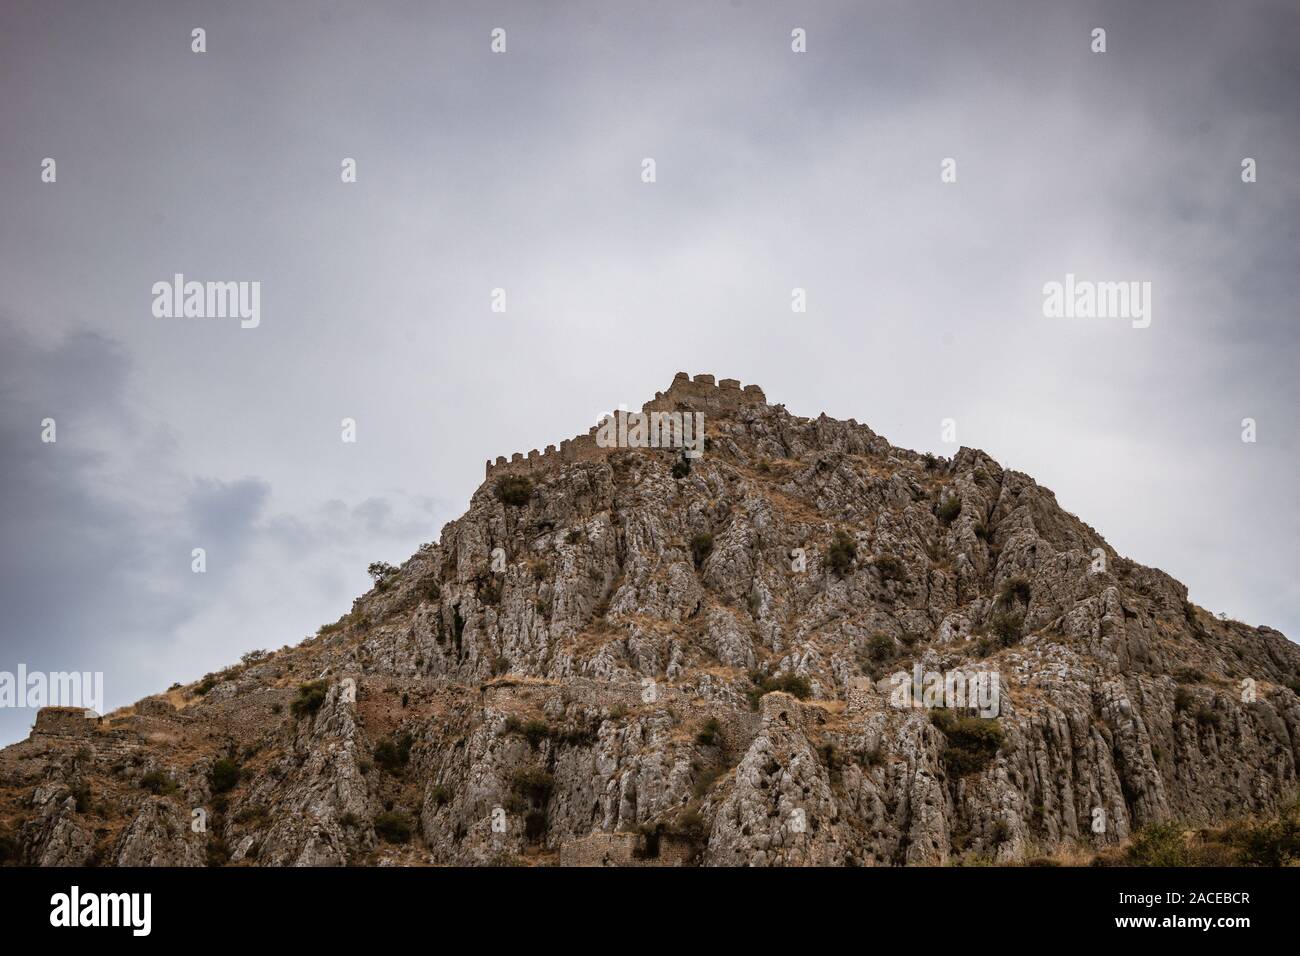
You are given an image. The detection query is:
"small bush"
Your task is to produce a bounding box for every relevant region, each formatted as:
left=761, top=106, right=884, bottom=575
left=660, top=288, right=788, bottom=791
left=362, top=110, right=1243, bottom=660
left=494, top=474, right=533, bottom=507
left=69, top=782, right=92, bottom=812
left=139, top=771, right=177, bottom=796
left=367, top=561, right=398, bottom=584
left=931, top=710, right=1003, bottom=777
left=867, top=633, right=895, bottom=662
left=998, top=575, right=1032, bottom=606
left=520, top=719, right=550, bottom=749
left=747, top=672, right=812, bottom=708
left=373, top=811, right=413, bottom=844
left=690, top=532, right=714, bottom=569
left=990, top=609, right=1025, bottom=646
left=875, top=554, right=906, bottom=583
left=373, top=733, right=413, bottom=774
left=429, top=785, right=450, bottom=809
left=1239, top=801, right=1300, bottom=866
left=695, top=717, right=722, bottom=746
left=290, top=680, right=329, bottom=718
left=524, top=809, right=548, bottom=842
left=209, top=758, right=240, bottom=794
left=512, top=768, right=555, bottom=805
left=1173, top=687, right=1194, bottom=713
left=1126, top=822, right=1190, bottom=866
left=828, top=531, right=857, bottom=578
left=671, top=458, right=691, bottom=480
left=922, top=453, right=939, bottom=471
left=937, top=496, right=962, bottom=524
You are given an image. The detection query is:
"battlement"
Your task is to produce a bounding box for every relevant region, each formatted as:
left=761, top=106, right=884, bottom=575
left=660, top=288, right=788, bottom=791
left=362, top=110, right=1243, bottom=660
left=32, top=706, right=101, bottom=738
left=484, top=372, right=768, bottom=480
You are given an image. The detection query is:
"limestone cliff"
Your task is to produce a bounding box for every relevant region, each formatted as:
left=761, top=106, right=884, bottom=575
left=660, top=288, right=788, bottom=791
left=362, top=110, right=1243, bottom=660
left=2, top=373, right=1297, bottom=867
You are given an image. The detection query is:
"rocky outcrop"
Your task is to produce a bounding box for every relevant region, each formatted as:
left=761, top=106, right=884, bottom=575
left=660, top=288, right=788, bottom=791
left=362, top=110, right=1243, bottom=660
left=2, top=372, right=1297, bottom=866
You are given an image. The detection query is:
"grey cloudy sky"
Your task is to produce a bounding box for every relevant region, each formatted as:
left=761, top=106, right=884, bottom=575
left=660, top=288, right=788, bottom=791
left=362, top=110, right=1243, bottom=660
left=1, top=0, right=1296, bottom=743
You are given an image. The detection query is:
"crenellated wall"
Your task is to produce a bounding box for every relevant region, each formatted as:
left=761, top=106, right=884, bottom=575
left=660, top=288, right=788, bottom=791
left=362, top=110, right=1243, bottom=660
left=32, top=706, right=101, bottom=737
left=484, top=372, right=768, bottom=479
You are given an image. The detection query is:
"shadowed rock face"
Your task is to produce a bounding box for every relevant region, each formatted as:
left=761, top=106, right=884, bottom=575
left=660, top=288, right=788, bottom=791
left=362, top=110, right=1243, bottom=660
left=2, top=375, right=1297, bottom=867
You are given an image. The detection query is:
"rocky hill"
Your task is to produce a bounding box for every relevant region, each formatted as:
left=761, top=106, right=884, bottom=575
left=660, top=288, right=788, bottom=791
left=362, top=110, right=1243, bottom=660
left=3, top=372, right=1298, bottom=867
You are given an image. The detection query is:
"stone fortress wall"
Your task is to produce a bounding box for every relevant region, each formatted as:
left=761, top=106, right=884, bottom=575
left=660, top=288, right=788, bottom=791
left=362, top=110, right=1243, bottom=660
left=484, top=372, right=768, bottom=479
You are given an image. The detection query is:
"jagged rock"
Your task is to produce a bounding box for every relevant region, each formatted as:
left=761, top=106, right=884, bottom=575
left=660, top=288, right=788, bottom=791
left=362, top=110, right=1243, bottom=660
left=2, top=372, right=1297, bottom=867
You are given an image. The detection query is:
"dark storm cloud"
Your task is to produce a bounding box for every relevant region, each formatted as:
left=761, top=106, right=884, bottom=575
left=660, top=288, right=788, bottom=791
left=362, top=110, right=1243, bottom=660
left=0, top=0, right=1295, bottom=743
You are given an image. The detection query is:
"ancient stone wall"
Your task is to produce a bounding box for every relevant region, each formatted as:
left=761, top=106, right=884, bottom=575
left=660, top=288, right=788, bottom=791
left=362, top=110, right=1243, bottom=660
left=484, top=372, right=768, bottom=479
left=31, top=706, right=100, bottom=738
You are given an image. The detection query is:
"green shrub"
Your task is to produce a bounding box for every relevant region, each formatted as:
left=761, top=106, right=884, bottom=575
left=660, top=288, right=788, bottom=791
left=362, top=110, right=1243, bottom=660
left=139, top=771, right=177, bottom=796
left=209, top=758, right=240, bottom=794
left=1239, top=801, right=1300, bottom=866
left=519, top=719, right=550, bottom=749
left=828, top=531, right=857, bottom=577
left=524, top=809, right=548, bottom=842
left=868, top=633, right=895, bottom=662
left=998, top=575, right=1032, bottom=606
left=429, top=785, right=450, bottom=808
left=373, top=811, right=414, bottom=844
left=875, top=554, right=906, bottom=583
left=373, top=733, right=413, bottom=774
left=1126, top=821, right=1190, bottom=866
left=695, top=717, right=722, bottom=746
left=990, top=609, right=1025, bottom=646
left=69, top=781, right=92, bottom=812
left=690, top=532, right=714, bottom=569
left=747, top=672, right=812, bottom=708
left=672, top=458, right=691, bottom=480
left=290, top=680, right=329, bottom=718
left=367, top=561, right=398, bottom=584
left=1173, top=687, right=1194, bottom=713
left=937, top=496, right=962, bottom=524
left=512, top=768, right=555, bottom=805
left=494, top=474, right=533, bottom=507
left=930, top=710, right=1003, bottom=777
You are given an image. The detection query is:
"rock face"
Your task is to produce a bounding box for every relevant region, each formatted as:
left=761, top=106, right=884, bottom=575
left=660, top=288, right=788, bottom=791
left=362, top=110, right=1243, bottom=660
left=1, top=372, right=1297, bottom=867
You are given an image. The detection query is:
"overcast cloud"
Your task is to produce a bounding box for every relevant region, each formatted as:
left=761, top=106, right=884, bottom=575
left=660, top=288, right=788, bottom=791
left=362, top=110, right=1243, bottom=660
left=0, top=0, right=1296, bottom=743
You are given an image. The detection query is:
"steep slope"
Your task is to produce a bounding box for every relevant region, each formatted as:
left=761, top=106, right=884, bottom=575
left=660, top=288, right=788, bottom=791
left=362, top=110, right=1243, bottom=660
left=3, top=372, right=1298, bottom=867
